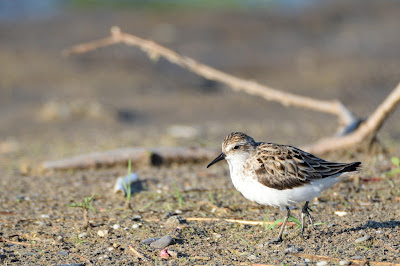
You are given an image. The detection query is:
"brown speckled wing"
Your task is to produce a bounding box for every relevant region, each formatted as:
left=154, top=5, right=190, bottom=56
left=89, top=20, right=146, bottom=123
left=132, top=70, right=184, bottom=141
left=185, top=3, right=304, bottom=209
left=251, top=142, right=361, bottom=190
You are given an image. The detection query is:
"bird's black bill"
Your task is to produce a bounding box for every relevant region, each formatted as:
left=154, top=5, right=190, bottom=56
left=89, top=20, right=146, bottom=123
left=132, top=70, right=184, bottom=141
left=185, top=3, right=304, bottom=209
left=207, top=153, right=225, bottom=168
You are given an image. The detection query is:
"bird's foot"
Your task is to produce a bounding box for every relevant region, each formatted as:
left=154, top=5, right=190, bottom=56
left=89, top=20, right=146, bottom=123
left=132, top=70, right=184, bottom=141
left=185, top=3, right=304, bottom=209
left=301, top=202, right=316, bottom=237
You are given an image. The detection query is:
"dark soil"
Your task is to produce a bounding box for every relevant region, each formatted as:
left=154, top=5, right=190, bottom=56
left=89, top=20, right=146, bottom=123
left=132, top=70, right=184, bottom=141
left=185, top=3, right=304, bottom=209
left=1, top=1, right=400, bottom=265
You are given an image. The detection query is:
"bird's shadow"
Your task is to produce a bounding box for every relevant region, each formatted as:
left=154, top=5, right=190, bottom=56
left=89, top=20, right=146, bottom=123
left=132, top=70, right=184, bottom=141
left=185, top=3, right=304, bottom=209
left=336, top=220, right=400, bottom=235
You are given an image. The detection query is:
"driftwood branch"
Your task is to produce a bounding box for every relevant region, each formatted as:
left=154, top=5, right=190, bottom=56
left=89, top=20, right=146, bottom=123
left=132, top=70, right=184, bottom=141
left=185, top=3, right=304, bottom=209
left=303, top=82, right=400, bottom=154
left=44, top=27, right=400, bottom=171
left=63, top=26, right=358, bottom=131
left=39, top=147, right=219, bottom=172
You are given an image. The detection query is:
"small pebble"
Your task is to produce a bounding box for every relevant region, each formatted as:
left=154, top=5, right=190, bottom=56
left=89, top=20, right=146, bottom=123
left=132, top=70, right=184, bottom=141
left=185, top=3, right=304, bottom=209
left=174, top=210, right=182, bottom=214
left=304, top=258, right=311, bottom=263
left=165, top=216, right=184, bottom=228
left=97, top=230, right=109, bottom=237
left=98, top=254, right=108, bottom=260
left=339, top=260, right=351, bottom=265
left=78, top=233, right=87, bottom=239
left=316, top=261, right=328, bottom=266
left=350, top=255, right=363, bottom=260
left=58, top=251, right=69, bottom=256
left=57, top=236, right=63, bottom=241
left=247, top=254, right=257, bottom=260
left=107, top=247, right=114, bottom=252
left=355, top=235, right=371, bottom=243
left=141, top=237, right=161, bottom=245
left=213, top=233, right=222, bottom=239
left=284, top=246, right=302, bottom=254
left=40, top=214, right=50, bottom=219
left=150, top=235, right=174, bottom=249
left=132, top=215, right=142, bottom=221
left=132, top=224, right=140, bottom=229
left=112, top=224, right=120, bottom=230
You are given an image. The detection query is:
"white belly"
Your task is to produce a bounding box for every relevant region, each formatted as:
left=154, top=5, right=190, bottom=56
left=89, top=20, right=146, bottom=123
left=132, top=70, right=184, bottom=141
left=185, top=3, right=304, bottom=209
left=228, top=162, right=341, bottom=208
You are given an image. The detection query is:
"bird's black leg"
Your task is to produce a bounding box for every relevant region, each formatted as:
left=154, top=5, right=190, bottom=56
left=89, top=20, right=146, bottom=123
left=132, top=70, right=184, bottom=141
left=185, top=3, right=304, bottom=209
left=301, top=201, right=314, bottom=237
left=268, top=207, right=290, bottom=244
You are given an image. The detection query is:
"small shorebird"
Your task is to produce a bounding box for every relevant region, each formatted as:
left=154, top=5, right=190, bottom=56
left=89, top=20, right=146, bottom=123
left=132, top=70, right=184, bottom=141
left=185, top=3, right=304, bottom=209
left=207, top=132, right=361, bottom=243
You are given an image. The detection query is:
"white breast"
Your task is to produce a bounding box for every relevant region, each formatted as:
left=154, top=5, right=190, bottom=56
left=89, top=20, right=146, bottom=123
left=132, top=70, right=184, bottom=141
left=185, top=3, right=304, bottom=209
left=227, top=159, right=341, bottom=209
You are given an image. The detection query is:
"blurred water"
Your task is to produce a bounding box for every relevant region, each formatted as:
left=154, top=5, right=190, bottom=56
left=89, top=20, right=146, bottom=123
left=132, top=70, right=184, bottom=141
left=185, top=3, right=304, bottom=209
left=0, top=0, right=319, bottom=22
left=0, top=0, right=64, bottom=21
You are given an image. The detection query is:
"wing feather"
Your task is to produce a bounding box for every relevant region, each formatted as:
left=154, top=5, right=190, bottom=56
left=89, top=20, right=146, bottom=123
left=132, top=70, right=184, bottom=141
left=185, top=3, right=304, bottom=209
left=251, top=142, right=360, bottom=190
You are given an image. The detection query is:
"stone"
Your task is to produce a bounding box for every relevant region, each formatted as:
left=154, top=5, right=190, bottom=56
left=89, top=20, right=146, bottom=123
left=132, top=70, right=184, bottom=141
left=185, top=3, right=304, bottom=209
left=141, top=237, right=161, bottom=245
left=150, top=235, right=174, bottom=249
left=355, top=235, right=371, bottom=243
left=97, top=230, right=109, bottom=237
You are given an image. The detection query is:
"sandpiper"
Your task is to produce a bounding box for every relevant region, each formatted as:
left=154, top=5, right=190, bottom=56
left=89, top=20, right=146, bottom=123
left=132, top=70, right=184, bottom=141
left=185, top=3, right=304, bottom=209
left=207, top=132, right=361, bottom=242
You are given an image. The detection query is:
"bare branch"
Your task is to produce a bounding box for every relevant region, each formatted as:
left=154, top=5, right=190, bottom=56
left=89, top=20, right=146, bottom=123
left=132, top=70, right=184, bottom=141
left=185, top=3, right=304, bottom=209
left=64, top=26, right=357, bottom=128
left=303, top=82, right=400, bottom=154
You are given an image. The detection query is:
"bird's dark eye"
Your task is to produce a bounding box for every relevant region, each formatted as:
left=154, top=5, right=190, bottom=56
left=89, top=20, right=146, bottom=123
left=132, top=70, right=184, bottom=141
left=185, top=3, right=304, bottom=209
left=233, top=145, right=240, bottom=150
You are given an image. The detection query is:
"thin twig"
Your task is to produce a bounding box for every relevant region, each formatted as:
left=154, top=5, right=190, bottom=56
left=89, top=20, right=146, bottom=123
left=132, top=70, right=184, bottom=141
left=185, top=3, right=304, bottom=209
left=70, top=253, right=92, bottom=264
left=128, top=245, right=145, bottom=259
left=185, top=217, right=295, bottom=226
left=295, top=253, right=399, bottom=266
left=0, top=237, right=31, bottom=246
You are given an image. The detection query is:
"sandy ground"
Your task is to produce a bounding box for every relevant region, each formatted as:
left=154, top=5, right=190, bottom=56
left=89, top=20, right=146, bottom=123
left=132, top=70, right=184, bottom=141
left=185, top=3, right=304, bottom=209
left=1, top=1, right=400, bottom=264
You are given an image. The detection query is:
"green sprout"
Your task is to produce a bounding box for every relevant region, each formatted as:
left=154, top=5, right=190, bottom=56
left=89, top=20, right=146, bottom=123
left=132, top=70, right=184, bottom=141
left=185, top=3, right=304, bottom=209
left=171, top=179, right=183, bottom=207
left=238, top=237, right=253, bottom=251
left=68, top=194, right=96, bottom=230
left=208, top=191, right=216, bottom=205
left=386, top=157, right=400, bottom=177
left=262, top=211, right=270, bottom=230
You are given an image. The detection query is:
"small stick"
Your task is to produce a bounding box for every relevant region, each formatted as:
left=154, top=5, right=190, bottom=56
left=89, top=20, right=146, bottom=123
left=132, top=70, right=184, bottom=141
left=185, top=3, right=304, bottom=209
left=128, top=245, right=145, bottom=259
left=186, top=217, right=296, bottom=226
left=70, top=253, right=92, bottom=264
left=0, top=237, right=31, bottom=246
left=295, top=253, right=398, bottom=266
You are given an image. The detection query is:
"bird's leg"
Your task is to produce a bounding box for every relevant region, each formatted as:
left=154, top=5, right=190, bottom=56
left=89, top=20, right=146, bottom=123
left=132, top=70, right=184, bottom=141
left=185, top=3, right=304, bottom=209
left=301, top=201, right=314, bottom=237
left=269, top=207, right=290, bottom=244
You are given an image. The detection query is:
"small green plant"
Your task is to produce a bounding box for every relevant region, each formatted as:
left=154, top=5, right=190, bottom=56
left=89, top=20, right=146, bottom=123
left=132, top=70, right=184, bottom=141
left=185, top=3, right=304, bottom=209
left=386, top=157, right=400, bottom=177
left=262, top=211, right=270, bottom=230
left=208, top=191, right=216, bottom=205
left=238, top=237, right=253, bottom=251
left=123, top=159, right=133, bottom=209
left=74, top=235, right=86, bottom=245
left=68, top=194, right=96, bottom=230
left=171, top=179, right=183, bottom=207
